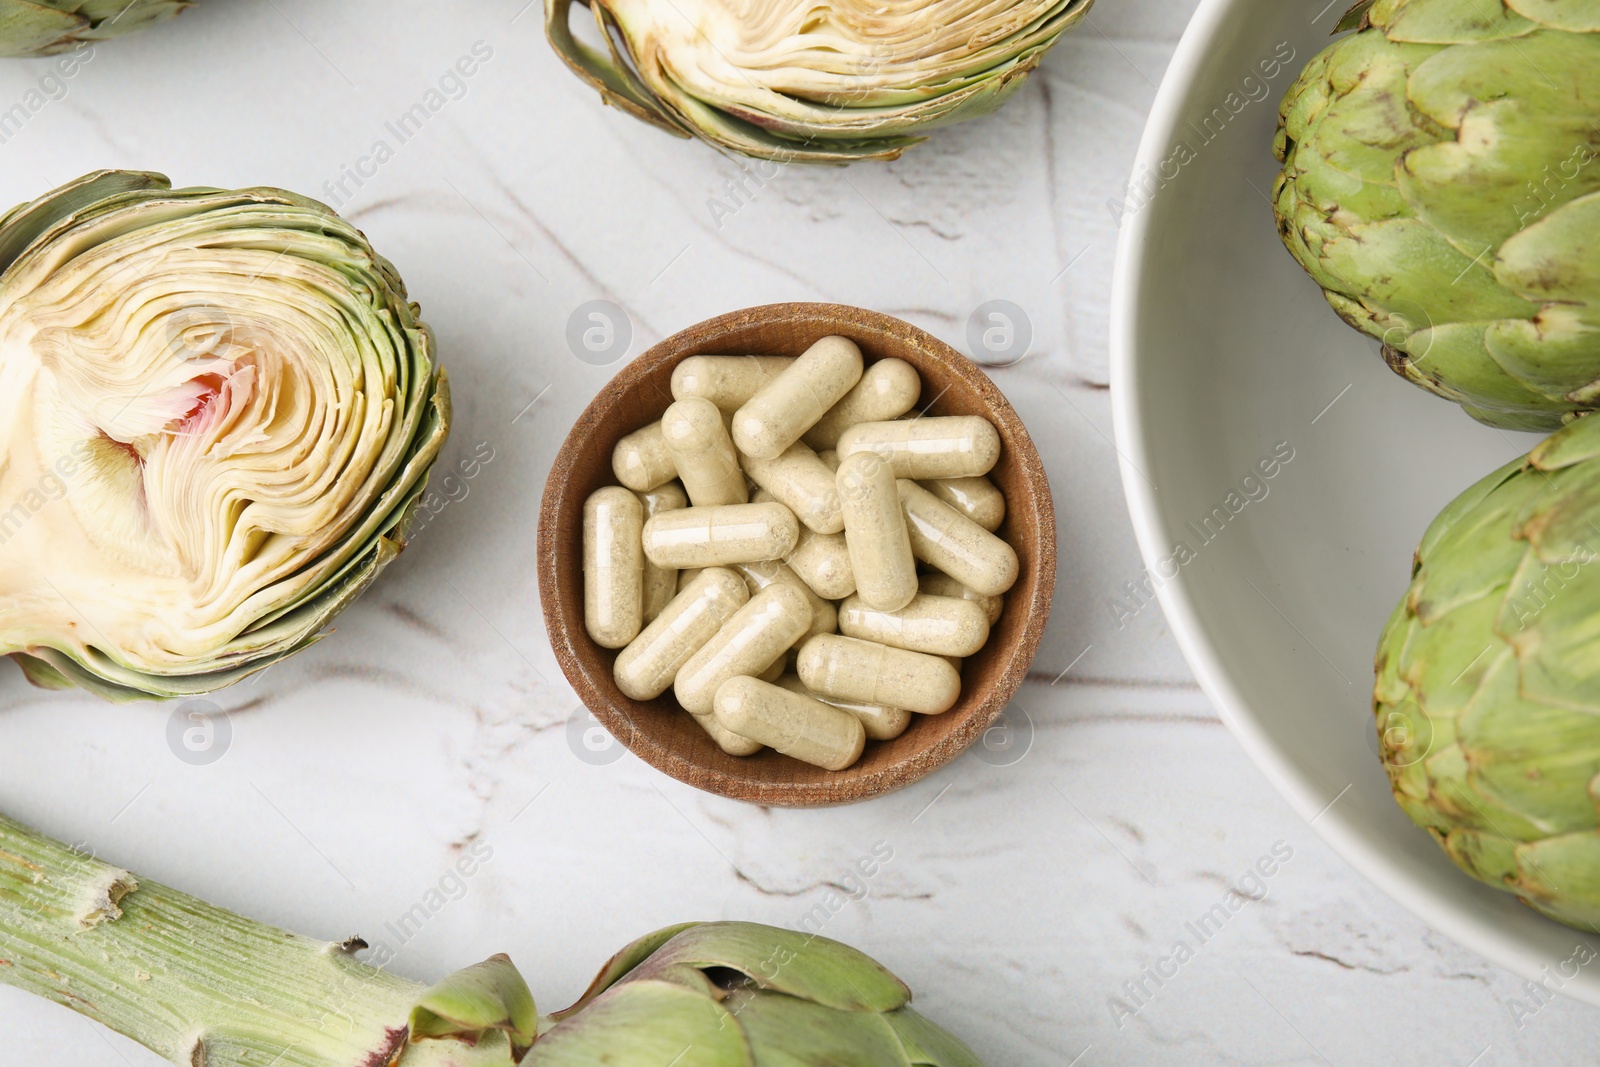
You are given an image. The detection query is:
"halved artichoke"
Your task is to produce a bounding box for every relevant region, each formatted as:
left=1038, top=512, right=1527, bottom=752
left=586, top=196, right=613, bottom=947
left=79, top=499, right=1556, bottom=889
left=546, top=0, right=1093, bottom=162
left=0, top=0, right=194, bottom=57
left=0, top=170, right=449, bottom=701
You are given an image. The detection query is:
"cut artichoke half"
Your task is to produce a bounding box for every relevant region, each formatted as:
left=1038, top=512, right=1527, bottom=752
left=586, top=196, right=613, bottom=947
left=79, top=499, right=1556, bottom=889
left=546, top=0, right=1094, bottom=162
left=0, top=170, right=449, bottom=701
left=0, top=0, right=195, bottom=58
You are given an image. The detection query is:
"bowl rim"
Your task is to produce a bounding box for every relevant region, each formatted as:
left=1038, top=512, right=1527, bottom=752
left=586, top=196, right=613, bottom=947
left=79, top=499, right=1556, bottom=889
left=537, top=301, right=1057, bottom=806
left=1107, top=0, right=1598, bottom=1003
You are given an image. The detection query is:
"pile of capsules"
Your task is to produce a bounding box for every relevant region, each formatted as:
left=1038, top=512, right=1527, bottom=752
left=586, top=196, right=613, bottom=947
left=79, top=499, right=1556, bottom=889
left=583, top=335, right=1018, bottom=772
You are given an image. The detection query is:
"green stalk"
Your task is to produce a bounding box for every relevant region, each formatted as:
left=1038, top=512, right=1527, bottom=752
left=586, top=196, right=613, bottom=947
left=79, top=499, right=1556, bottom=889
left=0, top=813, right=526, bottom=1067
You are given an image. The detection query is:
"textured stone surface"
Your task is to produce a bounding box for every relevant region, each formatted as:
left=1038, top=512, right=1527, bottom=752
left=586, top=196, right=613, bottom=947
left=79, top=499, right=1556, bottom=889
left=0, top=0, right=1595, bottom=1062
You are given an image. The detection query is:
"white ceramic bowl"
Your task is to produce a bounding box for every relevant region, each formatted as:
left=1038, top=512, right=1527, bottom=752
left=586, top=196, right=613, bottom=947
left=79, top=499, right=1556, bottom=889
left=1111, top=0, right=1600, bottom=1002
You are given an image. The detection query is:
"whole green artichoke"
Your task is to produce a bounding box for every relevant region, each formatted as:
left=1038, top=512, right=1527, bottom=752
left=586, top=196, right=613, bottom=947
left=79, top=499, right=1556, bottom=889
left=1273, top=0, right=1600, bottom=431
left=0, top=807, right=986, bottom=1065
left=0, top=171, right=449, bottom=701
left=1376, top=412, right=1600, bottom=931
left=0, top=0, right=194, bottom=57
left=545, top=0, right=1093, bottom=163
left=534, top=922, right=982, bottom=1065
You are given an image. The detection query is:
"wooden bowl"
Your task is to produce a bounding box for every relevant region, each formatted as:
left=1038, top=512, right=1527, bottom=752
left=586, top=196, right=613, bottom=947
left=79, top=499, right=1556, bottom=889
left=537, top=303, right=1056, bottom=806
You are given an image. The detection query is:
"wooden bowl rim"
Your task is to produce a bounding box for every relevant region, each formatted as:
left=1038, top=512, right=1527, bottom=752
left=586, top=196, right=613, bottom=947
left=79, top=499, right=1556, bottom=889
left=536, top=302, right=1056, bottom=806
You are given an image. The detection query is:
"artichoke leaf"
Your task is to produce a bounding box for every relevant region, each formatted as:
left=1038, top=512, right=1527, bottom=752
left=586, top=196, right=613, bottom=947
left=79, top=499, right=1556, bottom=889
left=1530, top=408, right=1600, bottom=471
left=627, top=923, right=911, bottom=1014
left=0, top=1, right=195, bottom=58
left=1396, top=589, right=1502, bottom=716
left=1505, top=830, right=1600, bottom=931
left=1400, top=34, right=1600, bottom=254
left=1506, top=0, right=1600, bottom=32
left=528, top=980, right=754, bottom=1067
left=884, top=1009, right=986, bottom=1067
left=1378, top=0, right=1536, bottom=43
left=1458, top=666, right=1600, bottom=833
left=410, top=954, right=539, bottom=1061
left=551, top=922, right=704, bottom=1022
left=1438, top=825, right=1523, bottom=887
left=724, top=987, right=911, bottom=1067
left=0, top=1, right=87, bottom=58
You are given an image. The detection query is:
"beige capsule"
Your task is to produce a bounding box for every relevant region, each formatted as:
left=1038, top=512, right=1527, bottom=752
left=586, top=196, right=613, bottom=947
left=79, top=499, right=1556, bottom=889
left=918, top=571, right=1003, bottom=626
left=803, top=358, right=922, bottom=449
left=643, top=502, right=799, bottom=568
left=752, top=489, right=857, bottom=604
left=898, top=480, right=1018, bottom=597
left=612, top=420, right=678, bottom=492
left=732, top=559, right=837, bottom=642
left=838, top=592, right=990, bottom=658
left=732, top=336, right=863, bottom=460
left=714, top=676, right=865, bottom=771
left=671, top=355, right=794, bottom=413
left=920, top=475, right=1005, bottom=533
left=836, top=452, right=918, bottom=611
left=675, top=584, right=813, bottom=715
left=690, top=710, right=764, bottom=756
left=786, top=524, right=855, bottom=601
left=775, top=674, right=910, bottom=742
left=638, top=482, right=688, bottom=623
left=583, top=487, right=644, bottom=649
left=836, top=416, right=1001, bottom=479
left=817, top=450, right=840, bottom=471
left=661, top=397, right=748, bottom=507
left=741, top=441, right=843, bottom=534
left=677, top=567, right=704, bottom=593
left=613, top=567, right=748, bottom=700
left=797, top=634, right=961, bottom=716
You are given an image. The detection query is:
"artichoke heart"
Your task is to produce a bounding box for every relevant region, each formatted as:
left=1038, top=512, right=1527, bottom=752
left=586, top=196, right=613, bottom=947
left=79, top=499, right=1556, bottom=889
left=1273, top=0, right=1600, bottom=431
left=0, top=170, right=449, bottom=701
left=1376, top=411, right=1600, bottom=931
left=0, top=0, right=196, bottom=57
left=546, top=0, right=1093, bottom=162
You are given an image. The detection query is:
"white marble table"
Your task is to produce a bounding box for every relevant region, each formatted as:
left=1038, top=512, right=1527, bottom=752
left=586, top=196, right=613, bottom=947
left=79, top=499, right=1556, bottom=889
left=0, top=0, right=1595, bottom=1062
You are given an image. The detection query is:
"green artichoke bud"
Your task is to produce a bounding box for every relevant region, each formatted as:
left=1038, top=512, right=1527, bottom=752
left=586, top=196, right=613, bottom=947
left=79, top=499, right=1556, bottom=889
left=1376, top=411, right=1600, bottom=931
left=535, top=922, right=983, bottom=1065
left=0, top=0, right=194, bottom=57
left=545, top=0, right=1093, bottom=163
left=1273, top=0, right=1600, bottom=431
left=0, top=170, right=449, bottom=701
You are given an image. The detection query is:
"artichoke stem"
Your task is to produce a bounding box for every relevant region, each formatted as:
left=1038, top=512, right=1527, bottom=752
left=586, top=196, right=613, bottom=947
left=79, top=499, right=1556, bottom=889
left=0, top=812, right=510, bottom=1067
